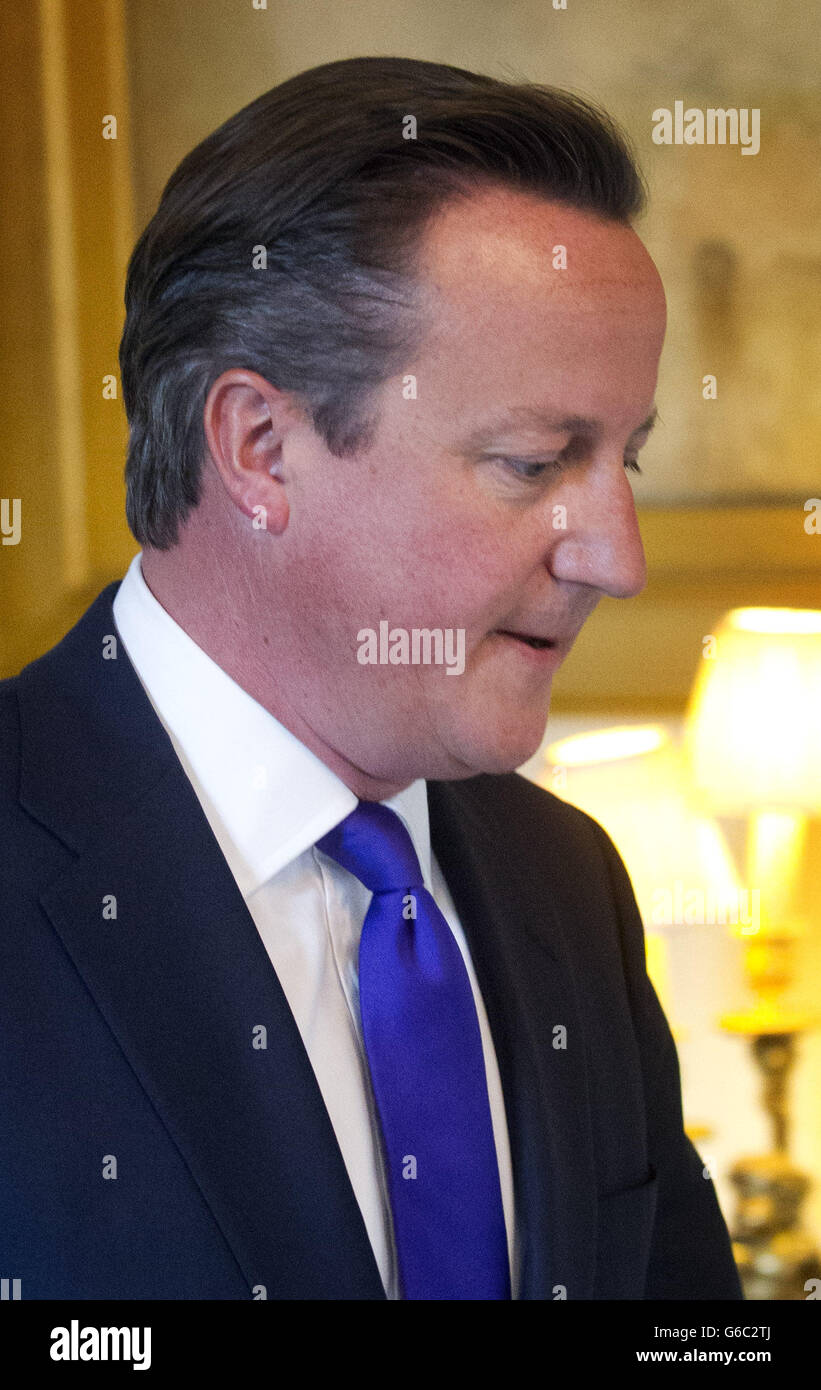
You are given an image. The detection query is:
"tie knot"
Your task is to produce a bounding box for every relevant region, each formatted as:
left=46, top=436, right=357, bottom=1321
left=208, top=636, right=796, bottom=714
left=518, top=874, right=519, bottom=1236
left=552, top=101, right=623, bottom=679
left=316, top=800, right=425, bottom=896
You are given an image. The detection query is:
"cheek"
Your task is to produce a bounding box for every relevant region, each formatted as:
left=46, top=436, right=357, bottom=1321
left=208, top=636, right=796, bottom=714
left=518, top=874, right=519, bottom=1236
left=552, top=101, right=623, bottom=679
left=408, top=522, right=516, bottom=627
left=423, top=516, right=547, bottom=638
left=306, top=452, right=537, bottom=627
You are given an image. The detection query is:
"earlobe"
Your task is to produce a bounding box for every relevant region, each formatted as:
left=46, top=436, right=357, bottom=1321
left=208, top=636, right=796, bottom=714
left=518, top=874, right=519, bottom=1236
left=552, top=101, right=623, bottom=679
left=237, top=463, right=290, bottom=536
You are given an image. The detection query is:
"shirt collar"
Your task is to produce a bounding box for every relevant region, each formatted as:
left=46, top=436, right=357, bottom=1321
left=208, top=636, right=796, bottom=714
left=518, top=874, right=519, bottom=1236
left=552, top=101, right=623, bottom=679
left=112, top=553, right=433, bottom=898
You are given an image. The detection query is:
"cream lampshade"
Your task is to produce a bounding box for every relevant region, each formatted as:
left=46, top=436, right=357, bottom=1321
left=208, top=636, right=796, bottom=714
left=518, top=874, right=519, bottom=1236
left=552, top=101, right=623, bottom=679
left=684, top=603, right=821, bottom=1028
left=685, top=607, right=821, bottom=820
left=686, top=606, right=821, bottom=941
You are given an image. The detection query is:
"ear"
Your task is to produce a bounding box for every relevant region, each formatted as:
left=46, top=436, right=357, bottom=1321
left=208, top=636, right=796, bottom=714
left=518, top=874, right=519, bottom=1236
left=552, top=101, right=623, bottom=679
left=203, top=369, right=302, bottom=535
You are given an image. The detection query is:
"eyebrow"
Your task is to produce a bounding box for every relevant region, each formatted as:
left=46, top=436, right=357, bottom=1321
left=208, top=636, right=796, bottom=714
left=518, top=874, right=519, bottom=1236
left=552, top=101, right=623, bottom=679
left=463, top=404, right=659, bottom=450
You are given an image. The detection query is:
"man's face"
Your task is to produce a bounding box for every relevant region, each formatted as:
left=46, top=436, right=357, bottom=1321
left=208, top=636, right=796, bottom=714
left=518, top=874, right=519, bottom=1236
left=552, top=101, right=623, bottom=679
left=276, top=187, right=667, bottom=788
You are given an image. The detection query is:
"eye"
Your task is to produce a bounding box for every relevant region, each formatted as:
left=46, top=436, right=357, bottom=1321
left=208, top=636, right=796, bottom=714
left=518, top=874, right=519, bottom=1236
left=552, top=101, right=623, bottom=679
left=498, top=455, right=644, bottom=479
left=499, top=458, right=555, bottom=479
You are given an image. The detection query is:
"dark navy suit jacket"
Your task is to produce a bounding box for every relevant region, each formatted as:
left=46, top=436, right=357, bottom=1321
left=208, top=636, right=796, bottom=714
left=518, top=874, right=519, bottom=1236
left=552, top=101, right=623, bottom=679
left=0, top=582, right=742, bottom=1299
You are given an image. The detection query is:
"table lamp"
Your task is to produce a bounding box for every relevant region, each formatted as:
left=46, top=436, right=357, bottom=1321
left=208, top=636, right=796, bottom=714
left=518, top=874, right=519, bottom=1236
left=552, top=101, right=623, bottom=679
left=685, top=605, right=821, bottom=1298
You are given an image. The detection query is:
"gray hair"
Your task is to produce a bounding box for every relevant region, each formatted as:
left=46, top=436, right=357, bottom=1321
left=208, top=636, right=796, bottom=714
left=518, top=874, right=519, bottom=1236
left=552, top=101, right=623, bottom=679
left=120, top=56, right=645, bottom=549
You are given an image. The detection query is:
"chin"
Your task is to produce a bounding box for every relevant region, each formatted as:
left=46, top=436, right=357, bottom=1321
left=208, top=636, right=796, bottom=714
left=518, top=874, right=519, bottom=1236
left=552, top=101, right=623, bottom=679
left=447, top=711, right=550, bottom=779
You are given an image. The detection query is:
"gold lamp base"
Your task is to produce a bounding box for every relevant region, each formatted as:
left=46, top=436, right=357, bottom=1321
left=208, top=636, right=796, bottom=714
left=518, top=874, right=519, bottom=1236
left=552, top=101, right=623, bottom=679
left=722, top=1029, right=821, bottom=1299
left=730, top=1151, right=820, bottom=1300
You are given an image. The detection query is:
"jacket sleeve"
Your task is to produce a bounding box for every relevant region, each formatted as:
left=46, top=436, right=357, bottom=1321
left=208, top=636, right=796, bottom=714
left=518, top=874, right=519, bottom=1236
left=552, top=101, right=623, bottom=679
left=589, top=816, right=744, bottom=1300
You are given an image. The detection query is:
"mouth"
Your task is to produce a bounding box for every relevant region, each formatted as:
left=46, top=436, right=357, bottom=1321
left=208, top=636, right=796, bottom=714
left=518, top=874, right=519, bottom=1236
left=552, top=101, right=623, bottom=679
left=494, top=629, right=556, bottom=651
left=491, top=629, right=566, bottom=671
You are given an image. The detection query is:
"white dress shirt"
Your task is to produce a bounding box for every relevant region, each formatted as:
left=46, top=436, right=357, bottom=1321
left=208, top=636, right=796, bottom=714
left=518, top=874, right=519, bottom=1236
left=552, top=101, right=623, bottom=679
left=112, top=552, right=517, bottom=1298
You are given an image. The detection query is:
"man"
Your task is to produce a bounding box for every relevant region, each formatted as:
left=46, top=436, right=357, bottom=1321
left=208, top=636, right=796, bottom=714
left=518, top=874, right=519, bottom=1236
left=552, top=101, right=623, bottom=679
left=0, top=56, right=741, bottom=1299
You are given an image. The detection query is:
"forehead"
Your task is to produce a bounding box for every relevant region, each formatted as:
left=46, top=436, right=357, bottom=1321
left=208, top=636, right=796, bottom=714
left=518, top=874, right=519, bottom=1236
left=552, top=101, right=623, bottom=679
left=410, top=185, right=666, bottom=428
left=416, top=185, right=664, bottom=315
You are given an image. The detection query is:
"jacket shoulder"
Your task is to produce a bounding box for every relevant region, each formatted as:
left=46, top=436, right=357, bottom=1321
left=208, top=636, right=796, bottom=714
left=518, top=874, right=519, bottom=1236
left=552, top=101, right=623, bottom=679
left=442, top=767, right=618, bottom=861
left=0, top=582, right=127, bottom=833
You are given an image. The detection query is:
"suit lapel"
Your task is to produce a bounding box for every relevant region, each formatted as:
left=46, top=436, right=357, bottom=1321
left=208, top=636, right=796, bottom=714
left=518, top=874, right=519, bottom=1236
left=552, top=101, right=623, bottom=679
left=428, top=778, right=598, bottom=1300
left=20, top=585, right=385, bottom=1299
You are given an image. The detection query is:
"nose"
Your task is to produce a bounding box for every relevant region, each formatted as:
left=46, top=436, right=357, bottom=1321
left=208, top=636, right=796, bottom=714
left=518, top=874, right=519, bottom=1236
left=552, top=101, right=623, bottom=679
left=547, top=465, right=647, bottom=599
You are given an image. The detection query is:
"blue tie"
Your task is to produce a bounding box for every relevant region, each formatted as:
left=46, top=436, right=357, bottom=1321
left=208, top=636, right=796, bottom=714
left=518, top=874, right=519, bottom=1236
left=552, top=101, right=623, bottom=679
left=316, top=800, right=511, bottom=1300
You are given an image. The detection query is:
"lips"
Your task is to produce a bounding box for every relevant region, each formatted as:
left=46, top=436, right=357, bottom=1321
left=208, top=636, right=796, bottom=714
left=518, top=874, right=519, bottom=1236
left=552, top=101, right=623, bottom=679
left=494, top=629, right=556, bottom=650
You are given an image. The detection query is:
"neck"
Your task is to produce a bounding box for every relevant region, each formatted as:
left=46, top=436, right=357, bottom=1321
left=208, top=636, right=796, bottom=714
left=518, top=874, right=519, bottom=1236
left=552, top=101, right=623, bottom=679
left=139, top=540, right=412, bottom=803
